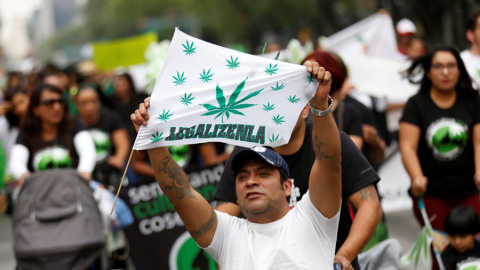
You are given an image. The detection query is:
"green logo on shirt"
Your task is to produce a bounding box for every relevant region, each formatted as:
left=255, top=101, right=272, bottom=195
left=33, top=146, right=72, bottom=171
left=426, top=118, right=468, bottom=160
left=89, top=129, right=111, bottom=161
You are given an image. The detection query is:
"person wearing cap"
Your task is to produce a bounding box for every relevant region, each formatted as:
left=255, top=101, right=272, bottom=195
left=461, top=12, right=480, bottom=89
left=131, top=61, right=342, bottom=269
left=396, top=18, right=417, bottom=58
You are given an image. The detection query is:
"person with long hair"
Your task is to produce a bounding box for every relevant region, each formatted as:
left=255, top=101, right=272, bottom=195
left=74, top=83, right=129, bottom=187
left=113, top=72, right=146, bottom=144
left=9, top=84, right=96, bottom=184
left=0, top=87, right=29, bottom=174
left=302, top=51, right=364, bottom=150
left=400, top=46, right=480, bottom=270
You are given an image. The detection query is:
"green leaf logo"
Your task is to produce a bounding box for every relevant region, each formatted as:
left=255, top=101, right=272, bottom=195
left=307, top=74, right=314, bottom=84
left=262, top=102, right=275, bottom=111
left=173, top=71, right=187, bottom=86
left=201, top=78, right=263, bottom=123
left=271, top=82, right=285, bottom=91
left=269, top=134, right=279, bottom=143
left=199, top=68, right=213, bottom=83
left=265, top=63, right=279, bottom=76
left=158, top=109, right=173, bottom=122
left=180, top=93, right=195, bottom=106
left=288, top=95, right=301, bottom=103
left=226, top=56, right=240, bottom=70
left=182, top=40, right=196, bottom=55
left=150, top=131, right=164, bottom=142
left=272, top=114, right=285, bottom=125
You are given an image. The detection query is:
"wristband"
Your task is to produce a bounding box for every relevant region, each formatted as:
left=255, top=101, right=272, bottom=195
left=309, top=95, right=333, bottom=117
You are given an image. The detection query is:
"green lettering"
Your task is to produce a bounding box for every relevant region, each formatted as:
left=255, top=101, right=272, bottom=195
left=185, top=126, right=195, bottom=139
left=255, top=126, right=266, bottom=144
left=226, top=124, right=237, bottom=139
left=194, top=124, right=205, bottom=138
left=134, top=203, right=148, bottom=219
left=166, top=127, right=176, bottom=141
left=203, top=124, right=212, bottom=138
left=246, top=125, right=255, bottom=142
left=236, top=125, right=246, bottom=141
left=218, top=124, right=228, bottom=138
left=175, top=127, right=187, bottom=140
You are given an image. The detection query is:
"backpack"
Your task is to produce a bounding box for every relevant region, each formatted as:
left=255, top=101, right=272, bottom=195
left=13, top=169, right=106, bottom=270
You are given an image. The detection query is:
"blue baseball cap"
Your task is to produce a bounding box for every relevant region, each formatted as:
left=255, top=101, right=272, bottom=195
left=231, top=146, right=290, bottom=178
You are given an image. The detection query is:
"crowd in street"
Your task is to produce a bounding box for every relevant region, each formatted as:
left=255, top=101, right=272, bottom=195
left=1, top=10, right=480, bottom=270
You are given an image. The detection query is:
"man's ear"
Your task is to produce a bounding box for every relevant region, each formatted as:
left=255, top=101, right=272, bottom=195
left=467, top=30, right=475, bottom=44
left=283, top=179, right=293, bottom=197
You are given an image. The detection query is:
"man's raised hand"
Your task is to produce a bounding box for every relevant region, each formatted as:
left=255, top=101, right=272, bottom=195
left=303, top=60, right=332, bottom=109
left=131, top=97, right=151, bottom=132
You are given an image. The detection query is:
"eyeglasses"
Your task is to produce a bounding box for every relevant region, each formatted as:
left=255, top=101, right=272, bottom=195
left=431, top=63, right=458, bottom=72
left=39, top=98, right=66, bottom=107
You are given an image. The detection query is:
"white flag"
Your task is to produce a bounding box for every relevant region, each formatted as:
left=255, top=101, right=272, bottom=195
left=133, top=28, right=318, bottom=150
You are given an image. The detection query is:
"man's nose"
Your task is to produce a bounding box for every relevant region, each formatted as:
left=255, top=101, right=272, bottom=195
left=245, top=176, right=258, bottom=187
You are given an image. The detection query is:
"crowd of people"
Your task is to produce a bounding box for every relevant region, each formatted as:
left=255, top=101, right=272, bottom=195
left=1, top=10, right=480, bottom=270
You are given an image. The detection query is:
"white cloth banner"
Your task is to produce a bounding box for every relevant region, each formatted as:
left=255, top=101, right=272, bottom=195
left=322, top=13, right=418, bottom=102
left=322, top=13, right=400, bottom=61
left=133, top=28, right=318, bottom=150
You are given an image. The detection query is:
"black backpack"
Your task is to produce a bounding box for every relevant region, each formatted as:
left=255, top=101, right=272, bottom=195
left=13, top=169, right=106, bottom=270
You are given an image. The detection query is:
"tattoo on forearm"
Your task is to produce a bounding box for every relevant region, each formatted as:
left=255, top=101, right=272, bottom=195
left=313, top=136, right=332, bottom=161
left=157, top=156, right=196, bottom=200
left=359, top=185, right=377, bottom=201
left=190, top=208, right=217, bottom=239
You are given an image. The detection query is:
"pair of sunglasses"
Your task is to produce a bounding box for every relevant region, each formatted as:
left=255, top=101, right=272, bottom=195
left=39, top=98, right=66, bottom=106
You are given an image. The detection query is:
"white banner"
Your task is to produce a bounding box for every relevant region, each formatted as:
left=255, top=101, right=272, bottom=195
left=133, top=28, right=318, bottom=150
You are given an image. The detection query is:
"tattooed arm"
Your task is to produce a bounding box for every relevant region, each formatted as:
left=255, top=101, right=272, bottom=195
left=304, top=61, right=342, bottom=219
left=132, top=101, right=217, bottom=248
left=336, top=184, right=382, bottom=266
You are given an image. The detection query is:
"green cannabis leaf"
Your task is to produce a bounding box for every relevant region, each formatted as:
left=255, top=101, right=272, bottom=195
left=180, top=93, right=195, bottom=106
left=182, top=40, right=196, bottom=55
left=265, top=63, right=279, bottom=76
left=150, top=131, right=164, bottom=142
left=158, top=109, right=173, bottom=122
left=272, top=114, right=285, bottom=125
left=262, top=102, right=275, bottom=111
left=271, top=82, right=285, bottom=91
left=226, top=56, right=240, bottom=70
left=201, top=78, right=263, bottom=123
left=173, top=71, right=187, bottom=86
left=199, top=68, right=213, bottom=83
left=269, top=134, right=279, bottom=143
left=307, top=74, right=314, bottom=84
left=288, top=95, right=301, bottom=103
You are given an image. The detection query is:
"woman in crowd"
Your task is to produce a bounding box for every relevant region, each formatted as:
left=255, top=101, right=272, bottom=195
left=9, top=84, right=96, bottom=183
left=302, top=51, right=364, bottom=150
left=112, top=73, right=146, bottom=144
left=74, top=83, right=130, bottom=187
left=0, top=87, right=29, bottom=175
left=399, top=47, right=480, bottom=269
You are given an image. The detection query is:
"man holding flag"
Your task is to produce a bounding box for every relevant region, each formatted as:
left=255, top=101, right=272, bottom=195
left=131, top=61, right=341, bottom=268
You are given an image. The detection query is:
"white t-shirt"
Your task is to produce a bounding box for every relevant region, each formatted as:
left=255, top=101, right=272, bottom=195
left=460, top=50, right=480, bottom=89
left=204, top=191, right=340, bottom=269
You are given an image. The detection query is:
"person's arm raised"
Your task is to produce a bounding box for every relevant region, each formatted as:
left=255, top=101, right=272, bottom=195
left=131, top=101, right=217, bottom=248
left=304, top=61, right=342, bottom=219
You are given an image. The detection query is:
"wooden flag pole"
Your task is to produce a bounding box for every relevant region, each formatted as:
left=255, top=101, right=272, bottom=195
left=110, top=149, right=134, bottom=215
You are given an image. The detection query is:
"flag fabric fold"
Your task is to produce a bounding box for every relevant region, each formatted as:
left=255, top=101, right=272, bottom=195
left=133, top=28, right=318, bottom=150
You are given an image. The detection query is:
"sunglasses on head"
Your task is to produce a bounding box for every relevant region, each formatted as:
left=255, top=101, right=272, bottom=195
left=39, top=98, right=66, bottom=106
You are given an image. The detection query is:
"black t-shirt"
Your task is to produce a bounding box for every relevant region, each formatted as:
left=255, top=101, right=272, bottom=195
left=400, top=93, right=480, bottom=199
left=333, top=101, right=363, bottom=138
left=345, top=95, right=383, bottom=169
left=16, top=119, right=86, bottom=172
left=82, top=109, right=126, bottom=163
left=442, top=241, right=480, bottom=270
left=214, top=121, right=380, bottom=269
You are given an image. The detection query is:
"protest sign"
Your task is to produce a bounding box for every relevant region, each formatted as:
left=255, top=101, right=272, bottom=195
left=133, top=28, right=318, bottom=150
left=93, top=32, right=158, bottom=71
left=120, top=162, right=223, bottom=270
